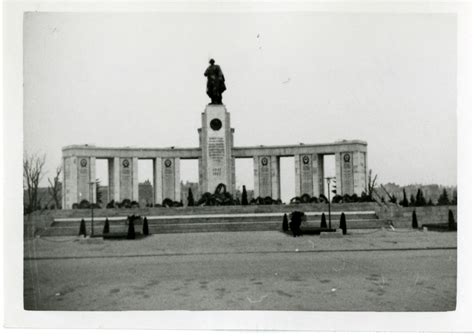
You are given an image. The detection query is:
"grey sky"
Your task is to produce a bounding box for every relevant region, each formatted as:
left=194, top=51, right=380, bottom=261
left=24, top=12, right=457, bottom=201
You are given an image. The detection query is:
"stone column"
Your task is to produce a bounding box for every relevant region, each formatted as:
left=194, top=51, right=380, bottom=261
left=77, top=157, right=91, bottom=202
left=119, top=158, right=133, bottom=201
left=352, top=151, right=367, bottom=195
left=63, top=156, right=78, bottom=209
left=257, top=156, right=272, bottom=198
left=162, top=158, right=176, bottom=201
left=271, top=156, right=281, bottom=200
left=253, top=156, right=260, bottom=198
left=153, top=157, right=163, bottom=205
left=299, top=154, right=313, bottom=196
left=294, top=155, right=301, bottom=197
left=174, top=158, right=181, bottom=202
left=335, top=152, right=342, bottom=195
left=337, top=152, right=355, bottom=195
left=132, top=157, right=139, bottom=201
left=315, top=154, right=325, bottom=197
left=90, top=157, right=96, bottom=203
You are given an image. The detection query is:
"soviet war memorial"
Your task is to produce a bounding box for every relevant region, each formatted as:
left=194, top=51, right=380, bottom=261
left=18, top=9, right=463, bottom=326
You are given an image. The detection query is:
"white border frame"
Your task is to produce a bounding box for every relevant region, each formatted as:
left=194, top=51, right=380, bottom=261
left=3, top=0, right=473, bottom=332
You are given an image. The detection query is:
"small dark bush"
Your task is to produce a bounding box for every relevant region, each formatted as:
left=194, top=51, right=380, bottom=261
left=121, top=199, right=132, bottom=209
left=282, top=214, right=289, bottom=232
left=290, top=197, right=301, bottom=204
left=412, top=210, right=418, bottom=229
left=78, top=199, right=91, bottom=209
left=320, top=213, right=327, bottom=228
left=340, top=212, right=347, bottom=235
left=162, top=198, right=174, bottom=207
left=79, top=219, right=86, bottom=236
left=448, top=210, right=456, bottom=231
left=242, top=185, right=249, bottom=205
left=72, top=203, right=79, bottom=209
left=106, top=200, right=116, bottom=209
left=332, top=195, right=343, bottom=203
left=127, top=216, right=136, bottom=239
left=319, top=194, right=328, bottom=204
left=143, top=217, right=149, bottom=236
left=131, top=201, right=139, bottom=208
left=103, top=218, right=110, bottom=234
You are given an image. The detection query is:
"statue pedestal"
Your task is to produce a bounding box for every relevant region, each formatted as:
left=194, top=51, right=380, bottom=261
left=198, top=104, right=235, bottom=195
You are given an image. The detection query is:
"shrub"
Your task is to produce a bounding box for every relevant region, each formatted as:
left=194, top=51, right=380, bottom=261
left=448, top=210, right=456, bottom=231
left=79, top=219, right=86, bottom=236
left=332, top=195, right=343, bottom=203
left=103, top=218, right=110, bottom=234
left=106, top=200, right=116, bottom=209
left=121, top=199, right=132, bottom=208
left=78, top=199, right=91, bottom=209
left=127, top=216, right=136, bottom=240
left=143, top=217, right=149, bottom=236
left=289, top=197, right=301, bottom=204
left=187, top=188, right=195, bottom=206
left=320, top=213, right=327, bottom=228
left=319, top=194, right=328, bottom=204
left=412, top=210, right=418, bottom=229
left=282, top=214, right=289, bottom=232
left=162, top=198, right=174, bottom=207
left=409, top=195, right=416, bottom=206
left=131, top=201, right=139, bottom=208
left=339, top=212, right=347, bottom=235
left=72, top=203, right=79, bottom=209
left=242, top=185, right=248, bottom=205
left=300, top=194, right=311, bottom=203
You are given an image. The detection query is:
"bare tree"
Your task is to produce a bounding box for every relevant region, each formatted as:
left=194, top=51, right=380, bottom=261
left=48, top=165, right=62, bottom=209
left=23, top=152, right=46, bottom=213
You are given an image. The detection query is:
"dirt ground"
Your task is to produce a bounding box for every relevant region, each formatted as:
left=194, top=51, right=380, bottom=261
left=24, top=230, right=457, bottom=311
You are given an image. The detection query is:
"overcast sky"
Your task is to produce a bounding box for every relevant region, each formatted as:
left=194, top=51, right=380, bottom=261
left=24, top=12, right=457, bottom=201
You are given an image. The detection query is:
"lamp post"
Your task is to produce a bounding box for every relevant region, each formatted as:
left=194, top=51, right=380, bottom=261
left=89, top=181, right=96, bottom=237
left=325, top=177, right=336, bottom=230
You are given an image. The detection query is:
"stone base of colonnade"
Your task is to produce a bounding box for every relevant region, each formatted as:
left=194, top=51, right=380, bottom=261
left=26, top=202, right=400, bottom=237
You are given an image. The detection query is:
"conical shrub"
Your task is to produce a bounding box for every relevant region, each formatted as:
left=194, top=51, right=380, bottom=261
left=143, top=217, right=149, bottom=236
left=412, top=210, right=418, bottom=229
left=340, top=212, right=347, bottom=235
left=321, top=213, right=327, bottom=228
left=282, top=214, right=289, bottom=232
left=79, top=219, right=87, bottom=236
left=103, top=218, right=110, bottom=234
left=448, top=210, right=456, bottom=231
left=127, top=216, right=136, bottom=240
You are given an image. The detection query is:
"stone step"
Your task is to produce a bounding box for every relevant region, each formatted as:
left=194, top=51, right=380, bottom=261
left=40, top=219, right=389, bottom=236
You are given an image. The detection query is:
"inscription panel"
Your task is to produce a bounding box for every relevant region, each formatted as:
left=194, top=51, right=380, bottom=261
left=162, top=159, right=175, bottom=200
left=300, top=155, right=313, bottom=196
left=341, top=152, right=354, bottom=195
left=259, top=156, right=272, bottom=197
left=77, top=157, right=90, bottom=202
left=120, top=158, right=132, bottom=200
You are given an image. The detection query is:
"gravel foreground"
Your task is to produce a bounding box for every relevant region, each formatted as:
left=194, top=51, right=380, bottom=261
left=24, top=230, right=457, bottom=311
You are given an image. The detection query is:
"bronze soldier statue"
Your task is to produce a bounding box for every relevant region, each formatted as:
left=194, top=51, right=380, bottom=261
left=204, top=59, right=226, bottom=104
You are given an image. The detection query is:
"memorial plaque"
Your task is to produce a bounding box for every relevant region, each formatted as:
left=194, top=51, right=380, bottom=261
left=341, top=152, right=354, bottom=195
left=259, top=156, right=272, bottom=197
left=120, top=158, right=132, bottom=200
left=162, top=158, right=175, bottom=200
left=300, top=155, right=313, bottom=195
left=77, top=157, right=90, bottom=201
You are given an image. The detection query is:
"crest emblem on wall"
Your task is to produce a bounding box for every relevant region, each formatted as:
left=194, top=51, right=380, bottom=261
left=122, top=159, right=130, bottom=168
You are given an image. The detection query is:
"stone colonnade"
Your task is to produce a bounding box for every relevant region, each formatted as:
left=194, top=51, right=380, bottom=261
left=62, top=145, right=367, bottom=209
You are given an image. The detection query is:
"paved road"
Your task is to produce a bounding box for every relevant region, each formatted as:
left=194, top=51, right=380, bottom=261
left=24, top=248, right=456, bottom=311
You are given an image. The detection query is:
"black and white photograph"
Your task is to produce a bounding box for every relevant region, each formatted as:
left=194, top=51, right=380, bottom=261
left=3, top=0, right=473, bottom=333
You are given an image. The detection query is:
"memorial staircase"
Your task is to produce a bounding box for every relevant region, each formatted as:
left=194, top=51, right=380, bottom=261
left=37, top=203, right=391, bottom=237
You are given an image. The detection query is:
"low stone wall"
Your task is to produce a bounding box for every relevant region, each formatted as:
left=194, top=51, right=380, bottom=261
left=48, top=202, right=381, bottom=219
left=377, top=205, right=457, bottom=228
